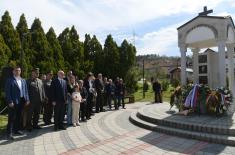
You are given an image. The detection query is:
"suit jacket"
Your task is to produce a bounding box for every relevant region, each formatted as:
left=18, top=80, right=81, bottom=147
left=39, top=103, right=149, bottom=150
left=51, top=78, right=67, bottom=103
left=5, top=76, right=30, bottom=105
left=94, top=78, right=104, bottom=94
left=84, top=78, right=94, bottom=94
left=27, top=78, right=46, bottom=104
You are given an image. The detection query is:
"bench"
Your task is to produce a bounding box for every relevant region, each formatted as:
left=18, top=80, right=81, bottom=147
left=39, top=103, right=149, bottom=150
left=124, top=95, right=135, bottom=103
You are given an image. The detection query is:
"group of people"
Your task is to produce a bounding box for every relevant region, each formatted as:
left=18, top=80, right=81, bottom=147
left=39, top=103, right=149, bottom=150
left=4, top=66, right=126, bottom=140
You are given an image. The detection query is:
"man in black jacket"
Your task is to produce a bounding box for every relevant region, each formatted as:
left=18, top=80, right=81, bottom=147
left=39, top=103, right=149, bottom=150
left=94, top=73, right=104, bottom=113
left=152, top=79, right=162, bottom=103
left=78, top=80, right=88, bottom=122
left=83, top=72, right=95, bottom=119
left=51, top=70, right=67, bottom=131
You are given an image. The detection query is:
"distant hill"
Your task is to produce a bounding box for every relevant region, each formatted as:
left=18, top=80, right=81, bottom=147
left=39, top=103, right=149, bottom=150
left=136, top=54, right=192, bottom=79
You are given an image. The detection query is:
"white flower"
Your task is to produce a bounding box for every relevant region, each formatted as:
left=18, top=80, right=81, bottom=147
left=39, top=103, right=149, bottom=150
left=224, top=90, right=228, bottom=94
left=227, top=94, right=231, bottom=97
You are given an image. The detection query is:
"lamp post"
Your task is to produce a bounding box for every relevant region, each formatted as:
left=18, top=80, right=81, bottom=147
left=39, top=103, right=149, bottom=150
left=143, top=59, right=145, bottom=98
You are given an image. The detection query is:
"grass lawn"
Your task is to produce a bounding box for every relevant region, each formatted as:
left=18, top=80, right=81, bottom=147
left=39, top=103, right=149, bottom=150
left=134, top=81, right=174, bottom=103
left=0, top=114, right=7, bottom=134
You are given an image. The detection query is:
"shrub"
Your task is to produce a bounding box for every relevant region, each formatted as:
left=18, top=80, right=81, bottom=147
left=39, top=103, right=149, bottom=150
left=161, top=80, right=169, bottom=91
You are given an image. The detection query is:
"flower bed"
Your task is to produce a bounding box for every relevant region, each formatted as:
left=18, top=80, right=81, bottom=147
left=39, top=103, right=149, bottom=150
left=170, top=84, right=233, bottom=116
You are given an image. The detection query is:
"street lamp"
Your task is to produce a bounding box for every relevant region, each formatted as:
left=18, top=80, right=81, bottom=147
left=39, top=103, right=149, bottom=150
left=143, top=59, right=145, bottom=98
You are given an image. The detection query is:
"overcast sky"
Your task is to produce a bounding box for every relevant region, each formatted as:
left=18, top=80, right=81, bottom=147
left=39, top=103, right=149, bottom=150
left=0, top=0, right=235, bottom=56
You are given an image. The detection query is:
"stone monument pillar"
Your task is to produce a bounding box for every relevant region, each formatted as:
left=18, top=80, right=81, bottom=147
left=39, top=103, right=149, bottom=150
left=217, top=40, right=226, bottom=87
left=180, top=44, right=187, bottom=85
left=192, top=48, right=200, bottom=84
left=227, top=44, right=235, bottom=111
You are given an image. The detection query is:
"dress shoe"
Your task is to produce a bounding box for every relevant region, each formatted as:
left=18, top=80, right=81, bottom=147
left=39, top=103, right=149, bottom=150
left=33, top=126, right=42, bottom=129
left=7, top=135, right=14, bottom=140
left=14, top=130, right=24, bottom=135
left=59, top=126, right=66, bottom=130
left=27, top=128, right=32, bottom=132
left=54, top=126, right=58, bottom=131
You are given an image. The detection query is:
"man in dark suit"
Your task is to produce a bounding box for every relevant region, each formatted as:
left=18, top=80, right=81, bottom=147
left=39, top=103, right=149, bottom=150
left=84, top=72, right=95, bottom=119
left=26, top=68, right=46, bottom=131
left=51, top=70, right=67, bottom=131
left=5, top=66, right=30, bottom=140
left=152, top=79, right=162, bottom=103
left=94, top=73, right=104, bottom=113
left=78, top=80, right=88, bottom=122
left=43, top=71, right=53, bottom=125
left=116, top=78, right=126, bottom=109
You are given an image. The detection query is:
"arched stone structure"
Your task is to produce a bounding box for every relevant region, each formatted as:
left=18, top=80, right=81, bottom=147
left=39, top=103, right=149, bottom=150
left=178, top=8, right=235, bottom=111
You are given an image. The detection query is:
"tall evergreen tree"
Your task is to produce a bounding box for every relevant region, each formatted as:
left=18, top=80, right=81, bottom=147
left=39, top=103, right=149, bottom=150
left=30, top=18, right=54, bottom=73
left=58, top=27, right=73, bottom=73
left=58, top=26, right=84, bottom=77
left=92, top=35, right=104, bottom=75
left=0, top=11, right=21, bottom=63
left=119, top=40, right=136, bottom=78
left=84, top=34, right=92, bottom=60
left=16, top=14, right=32, bottom=77
left=103, top=34, right=119, bottom=78
left=46, top=27, right=65, bottom=71
left=0, top=33, right=10, bottom=69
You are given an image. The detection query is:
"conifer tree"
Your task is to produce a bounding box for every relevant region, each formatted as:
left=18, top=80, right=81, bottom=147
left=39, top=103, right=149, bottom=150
left=16, top=14, right=32, bottom=77
left=0, top=11, right=21, bottom=63
left=30, top=18, right=54, bottom=73
left=103, top=34, right=119, bottom=78
left=46, top=27, right=65, bottom=71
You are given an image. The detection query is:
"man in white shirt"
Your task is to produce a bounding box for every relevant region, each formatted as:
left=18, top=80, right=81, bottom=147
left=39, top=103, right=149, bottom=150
left=5, top=66, right=30, bottom=140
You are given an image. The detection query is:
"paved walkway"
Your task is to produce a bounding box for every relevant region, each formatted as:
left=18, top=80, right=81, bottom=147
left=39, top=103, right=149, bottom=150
left=0, top=102, right=234, bottom=155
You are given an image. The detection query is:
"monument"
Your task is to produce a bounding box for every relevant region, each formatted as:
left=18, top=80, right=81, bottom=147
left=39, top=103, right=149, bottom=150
left=177, top=6, right=235, bottom=111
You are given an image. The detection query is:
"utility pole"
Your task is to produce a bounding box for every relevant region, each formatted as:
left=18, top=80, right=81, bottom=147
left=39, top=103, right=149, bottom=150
left=143, top=59, right=145, bottom=98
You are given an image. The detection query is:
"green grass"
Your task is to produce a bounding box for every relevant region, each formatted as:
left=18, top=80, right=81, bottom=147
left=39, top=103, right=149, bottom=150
left=134, top=82, right=174, bottom=103
left=0, top=115, right=7, bottom=134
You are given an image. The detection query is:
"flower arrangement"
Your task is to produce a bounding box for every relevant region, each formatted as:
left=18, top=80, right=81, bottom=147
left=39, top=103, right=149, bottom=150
left=170, top=84, right=233, bottom=116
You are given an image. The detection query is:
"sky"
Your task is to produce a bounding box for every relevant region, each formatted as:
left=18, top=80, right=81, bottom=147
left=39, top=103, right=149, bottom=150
left=0, top=0, right=235, bottom=56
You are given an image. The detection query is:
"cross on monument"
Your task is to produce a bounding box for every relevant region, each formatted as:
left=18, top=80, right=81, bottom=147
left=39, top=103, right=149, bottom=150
left=198, top=6, right=213, bottom=16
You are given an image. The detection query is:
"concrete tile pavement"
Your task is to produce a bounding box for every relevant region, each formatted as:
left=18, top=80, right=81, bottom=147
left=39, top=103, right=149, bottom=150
left=0, top=102, right=234, bottom=155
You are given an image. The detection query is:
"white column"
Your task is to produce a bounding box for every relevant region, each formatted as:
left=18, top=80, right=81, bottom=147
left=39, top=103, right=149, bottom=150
left=217, top=41, right=226, bottom=87
left=191, top=48, right=200, bottom=84
left=227, top=44, right=235, bottom=112
left=180, top=45, right=187, bottom=85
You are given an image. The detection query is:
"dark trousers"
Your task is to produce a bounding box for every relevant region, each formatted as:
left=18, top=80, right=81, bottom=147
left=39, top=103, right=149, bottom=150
left=96, top=93, right=103, bottom=112
left=80, top=102, right=87, bottom=120
left=43, top=101, right=53, bottom=124
left=7, top=98, right=24, bottom=135
left=27, top=102, right=41, bottom=128
left=154, top=92, right=162, bottom=103
left=86, top=93, right=93, bottom=118
left=107, top=94, right=117, bottom=109
left=54, top=102, right=65, bottom=128
left=103, top=94, right=108, bottom=106
left=117, top=95, right=125, bottom=108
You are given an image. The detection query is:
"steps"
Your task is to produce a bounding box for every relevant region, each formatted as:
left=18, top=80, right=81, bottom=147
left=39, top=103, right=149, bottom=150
left=129, top=103, right=235, bottom=146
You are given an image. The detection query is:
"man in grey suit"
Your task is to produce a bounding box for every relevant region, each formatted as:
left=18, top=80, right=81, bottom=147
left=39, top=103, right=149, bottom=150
left=26, top=68, right=45, bottom=131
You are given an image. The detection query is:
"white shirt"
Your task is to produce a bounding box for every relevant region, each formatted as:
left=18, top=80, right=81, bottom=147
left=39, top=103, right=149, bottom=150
left=15, top=76, right=23, bottom=97
left=72, top=92, right=82, bottom=103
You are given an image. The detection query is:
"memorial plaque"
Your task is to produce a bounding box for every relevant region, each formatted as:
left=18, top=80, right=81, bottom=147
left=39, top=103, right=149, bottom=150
left=199, top=65, right=207, bottom=74
left=198, top=55, right=207, bottom=63
left=199, top=76, right=208, bottom=84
